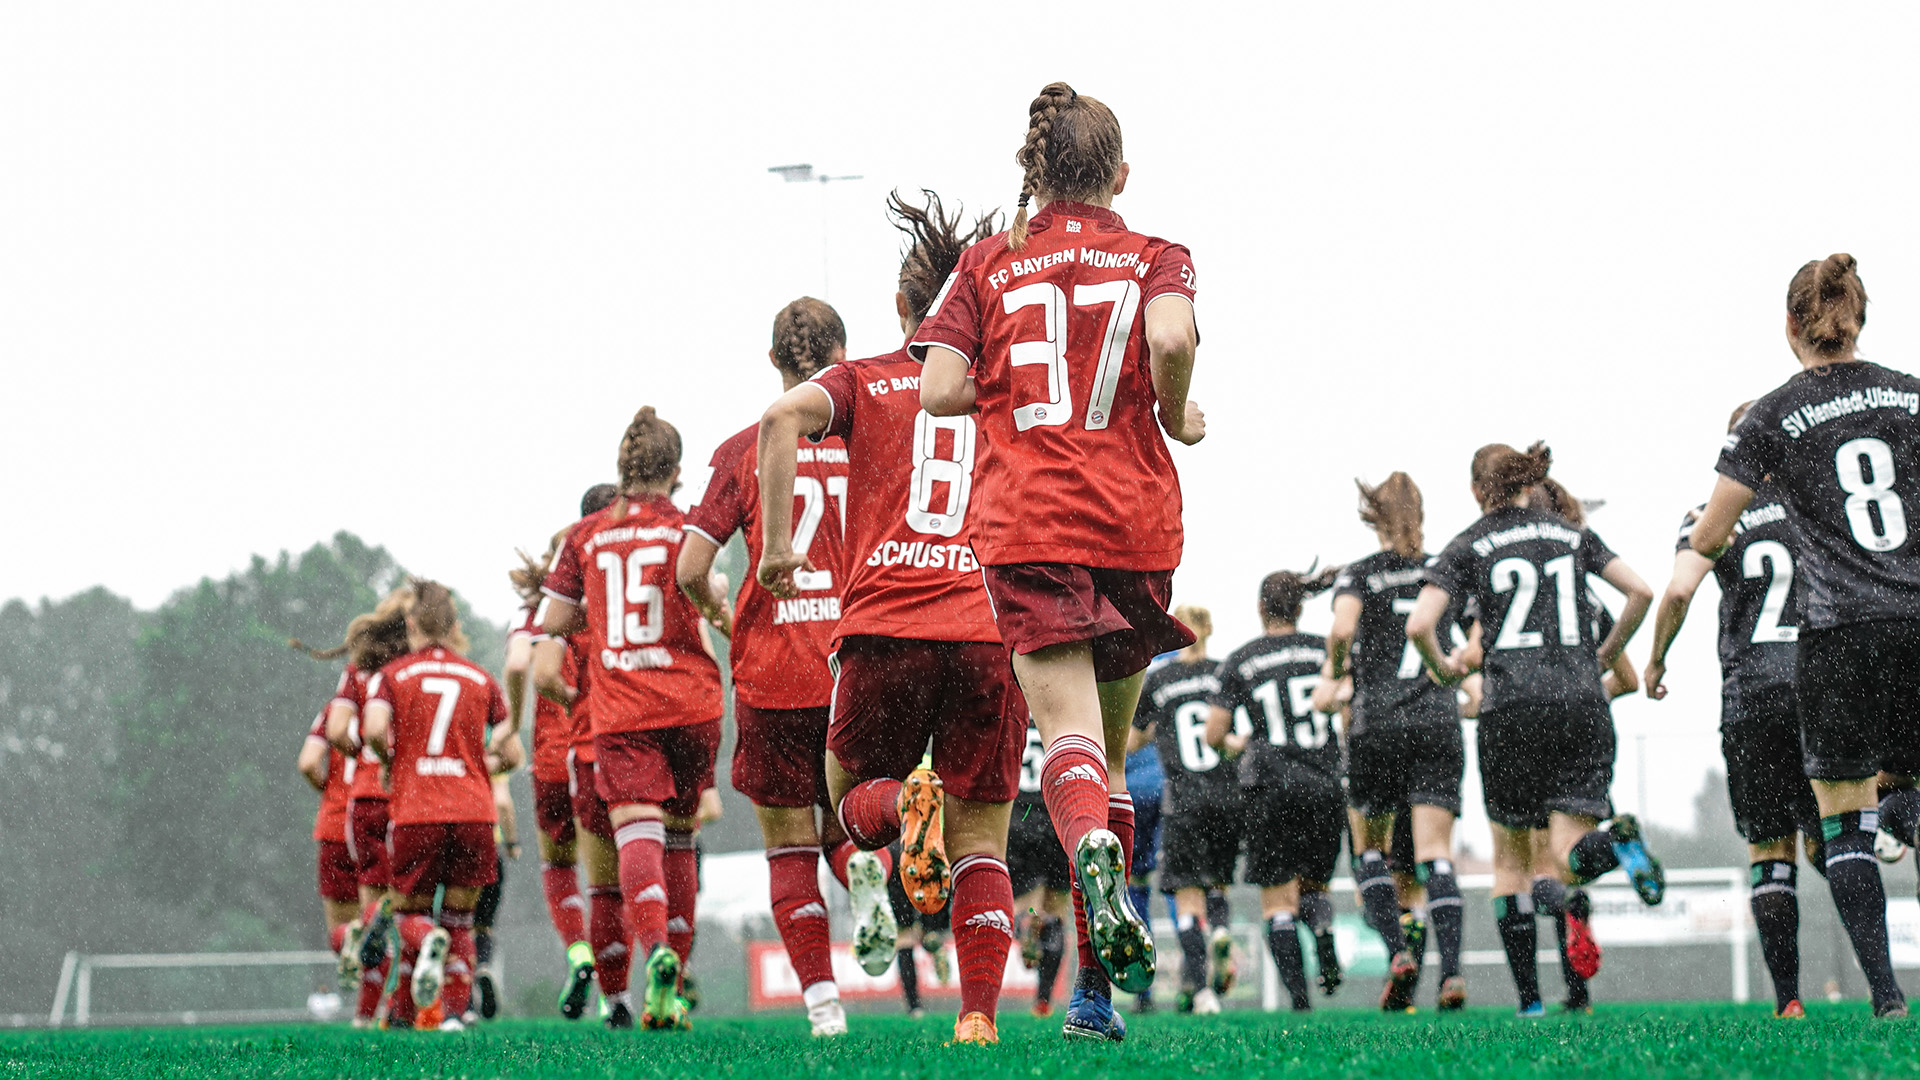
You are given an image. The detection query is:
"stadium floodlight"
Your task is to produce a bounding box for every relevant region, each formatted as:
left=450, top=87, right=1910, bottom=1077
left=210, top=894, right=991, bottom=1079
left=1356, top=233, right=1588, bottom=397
left=768, top=163, right=814, bottom=183
left=767, top=163, right=866, bottom=298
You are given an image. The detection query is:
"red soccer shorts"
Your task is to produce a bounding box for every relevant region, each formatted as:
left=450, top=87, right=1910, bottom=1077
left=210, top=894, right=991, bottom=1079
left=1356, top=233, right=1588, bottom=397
left=568, top=752, right=615, bottom=841
left=533, top=777, right=577, bottom=846
left=827, top=635, right=1026, bottom=804
left=317, top=840, right=357, bottom=902
left=732, top=702, right=830, bottom=809
left=594, top=721, right=722, bottom=818
left=346, top=797, right=392, bottom=889
left=980, top=563, right=1194, bottom=682
left=388, top=821, right=499, bottom=898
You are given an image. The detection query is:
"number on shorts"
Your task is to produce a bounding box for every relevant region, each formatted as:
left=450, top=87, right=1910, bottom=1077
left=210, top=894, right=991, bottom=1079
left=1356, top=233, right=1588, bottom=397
left=595, top=545, right=669, bottom=648
left=420, top=677, right=462, bottom=755
left=906, top=412, right=976, bottom=537
left=1018, top=726, right=1045, bottom=793
left=1001, top=278, right=1144, bottom=433
left=1742, top=539, right=1799, bottom=644
left=1836, top=437, right=1909, bottom=551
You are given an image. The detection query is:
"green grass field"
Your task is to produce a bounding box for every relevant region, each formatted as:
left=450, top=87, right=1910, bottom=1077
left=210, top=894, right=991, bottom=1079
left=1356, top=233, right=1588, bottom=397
left=7, top=1004, right=1920, bottom=1080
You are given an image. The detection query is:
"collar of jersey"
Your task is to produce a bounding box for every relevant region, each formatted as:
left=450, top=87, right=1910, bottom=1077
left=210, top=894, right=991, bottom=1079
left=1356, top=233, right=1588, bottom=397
left=1029, top=201, right=1123, bottom=231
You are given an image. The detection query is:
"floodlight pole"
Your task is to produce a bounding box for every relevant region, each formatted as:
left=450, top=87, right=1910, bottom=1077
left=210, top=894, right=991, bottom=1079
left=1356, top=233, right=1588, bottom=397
left=768, top=164, right=863, bottom=299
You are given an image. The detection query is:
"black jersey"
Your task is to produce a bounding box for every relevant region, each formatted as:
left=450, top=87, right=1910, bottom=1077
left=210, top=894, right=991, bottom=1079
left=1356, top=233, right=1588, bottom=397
left=1717, top=361, right=1920, bottom=629
left=1334, top=551, right=1463, bottom=734
left=1014, top=717, right=1046, bottom=809
left=1427, top=506, right=1619, bottom=714
left=1211, top=632, right=1340, bottom=786
left=1133, top=657, right=1240, bottom=814
left=1675, top=485, right=1801, bottom=697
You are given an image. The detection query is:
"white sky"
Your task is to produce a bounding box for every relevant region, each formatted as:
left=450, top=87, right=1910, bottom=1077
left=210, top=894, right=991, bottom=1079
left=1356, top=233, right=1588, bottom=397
left=6, top=3, right=1920, bottom=834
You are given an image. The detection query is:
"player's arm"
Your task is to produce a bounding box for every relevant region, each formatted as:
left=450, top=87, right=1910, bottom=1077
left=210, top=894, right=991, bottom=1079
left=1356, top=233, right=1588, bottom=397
left=323, top=701, right=358, bottom=757
left=917, top=345, right=977, bottom=417
left=1146, top=295, right=1205, bottom=445
left=362, top=699, right=394, bottom=763
left=1594, top=557, right=1653, bottom=670
left=1323, top=593, right=1362, bottom=683
left=1689, top=476, right=1757, bottom=559
left=1602, top=651, right=1639, bottom=699
left=530, top=637, right=573, bottom=706
left=757, top=383, right=834, bottom=598
left=1645, top=548, right=1716, bottom=700
left=502, top=631, right=532, bottom=734
left=297, top=734, right=328, bottom=791
left=676, top=533, right=734, bottom=639
left=492, top=774, right=520, bottom=857
left=1406, top=585, right=1466, bottom=686
left=1126, top=722, right=1154, bottom=754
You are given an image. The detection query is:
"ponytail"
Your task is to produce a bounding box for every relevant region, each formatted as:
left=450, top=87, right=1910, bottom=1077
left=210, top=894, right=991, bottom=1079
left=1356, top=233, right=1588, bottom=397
left=1356, top=472, right=1424, bottom=559
left=1009, top=82, right=1122, bottom=252
left=1470, top=441, right=1552, bottom=510
left=1259, top=563, right=1342, bottom=625
left=1787, top=253, right=1867, bottom=359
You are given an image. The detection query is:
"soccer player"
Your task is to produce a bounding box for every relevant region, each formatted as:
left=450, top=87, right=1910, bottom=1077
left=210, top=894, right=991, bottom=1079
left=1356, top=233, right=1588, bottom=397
left=1205, top=568, right=1343, bottom=1012
left=1405, top=442, right=1661, bottom=1018
left=885, top=838, right=954, bottom=1019
left=469, top=772, right=518, bottom=1022
left=1128, top=604, right=1239, bottom=1014
left=915, top=81, right=1204, bottom=1041
left=1322, top=473, right=1470, bottom=1012
left=1010, top=717, right=1075, bottom=1018
left=296, top=705, right=356, bottom=966
left=757, top=189, right=1023, bottom=1046
left=541, top=407, right=724, bottom=1033
left=361, top=580, right=509, bottom=1032
left=677, top=298, right=853, bottom=1037
left=1682, top=254, right=1915, bottom=1019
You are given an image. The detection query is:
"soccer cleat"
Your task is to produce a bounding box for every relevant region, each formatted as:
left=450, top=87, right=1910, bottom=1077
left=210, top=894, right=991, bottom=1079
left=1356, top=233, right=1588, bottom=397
left=924, top=931, right=952, bottom=985
left=1608, top=814, right=1666, bottom=906
left=1031, top=1000, right=1053, bottom=1018
left=640, top=945, right=690, bottom=1031
left=1776, top=1000, right=1806, bottom=1019
left=437, top=1015, right=466, bottom=1032
left=1437, top=975, right=1468, bottom=1012
left=411, top=927, right=451, bottom=1011
left=336, top=919, right=366, bottom=995
left=1315, top=932, right=1344, bottom=996
left=1192, top=987, right=1223, bottom=1015
left=681, top=973, right=702, bottom=1012
left=358, top=896, right=394, bottom=972
left=558, top=941, right=596, bottom=1020
left=908, top=1006, right=927, bottom=1019
left=808, top=996, right=848, bottom=1037
left=897, top=766, right=952, bottom=914
left=1175, top=988, right=1196, bottom=1013
left=1517, top=1001, right=1546, bottom=1019
left=1565, top=890, right=1602, bottom=980
left=1562, top=983, right=1593, bottom=1015
left=604, top=998, right=634, bottom=1030
left=1062, top=983, right=1127, bottom=1042
left=846, top=850, right=900, bottom=977
left=1019, top=915, right=1045, bottom=970
left=1380, top=949, right=1419, bottom=1013
left=1209, top=926, right=1239, bottom=996
left=474, top=966, right=498, bottom=1020
left=1877, top=829, right=1909, bottom=864
left=951, top=1010, right=999, bottom=1045
left=1075, top=829, right=1156, bottom=994
left=415, top=1000, right=444, bottom=1031
left=1875, top=998, right=1909, bottom=1020
left=1402, top=913, right=1428, bottom=974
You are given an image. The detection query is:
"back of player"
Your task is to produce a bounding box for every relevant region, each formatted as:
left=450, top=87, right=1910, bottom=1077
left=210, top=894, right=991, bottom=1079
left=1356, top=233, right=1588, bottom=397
left=542, top=407, right=723, bottom=1031
left=912, top=81, right=1205, bottom=1029
left=1687, top=254, right=1918, bottom=1017
left=757, top=190, right=1025, bottom=1044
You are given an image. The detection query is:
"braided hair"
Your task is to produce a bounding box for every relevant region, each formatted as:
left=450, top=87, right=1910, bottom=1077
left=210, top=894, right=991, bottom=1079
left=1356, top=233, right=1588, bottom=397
left=771, top=299, right=846, bottom=383
left=1009, top=82, right=1124, bottom=252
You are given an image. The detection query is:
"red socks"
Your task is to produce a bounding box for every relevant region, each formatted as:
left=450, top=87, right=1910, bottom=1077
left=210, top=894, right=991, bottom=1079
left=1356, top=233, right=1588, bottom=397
left=392, top=914, right=437, bottom=1027
left=1040, top=734, right=1109, bottom=855
left=828, top=840, right=894, bottom=889
left=951, top=854, right=1015, bottom=1020
left=356, top=957, right=388, bottom=1021
left=838, top=778, right=904, bottom=850
left=1108, top=792, right=1136, bottom=875
left=587, top=885, right=630, bottom=994
left=329, top=923, right=348, bottom=953
left=769, top=846, right=836, bottom=992
left=665, top=830, right=700, bottom=965
left=616, top=819, right=669, bottom=956
left=398, top=913, right=436, bottom=954
left=542, top=863, right=587, bottom=946
left=440, top=908, right=476, bottom=1019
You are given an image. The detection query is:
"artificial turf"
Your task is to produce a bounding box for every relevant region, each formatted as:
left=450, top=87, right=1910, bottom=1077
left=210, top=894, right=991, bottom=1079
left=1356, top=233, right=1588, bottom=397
left=5, top=1003, right=1918, bottom=1080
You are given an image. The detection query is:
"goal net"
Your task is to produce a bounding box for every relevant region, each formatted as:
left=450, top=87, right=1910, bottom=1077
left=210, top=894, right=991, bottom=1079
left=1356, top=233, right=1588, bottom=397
left=48, top=950, right=342, bottom=1027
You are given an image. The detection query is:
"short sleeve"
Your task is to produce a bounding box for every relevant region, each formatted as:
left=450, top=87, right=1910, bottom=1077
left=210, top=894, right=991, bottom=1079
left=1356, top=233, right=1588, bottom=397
left=1142, top=242, right=1197, bottom=305
left=1209, top=657, right=1243, bottom=711
left=684, top=436, right=750, bottom=547
left=1581, top=527, right=1620, bottom=578
left=367, top=671, right=392, bottom=709
left=1333, top=562, right=1363, bottom=601
left=809, top=364, right=860, bottom=442
left=1425, top=539, right=1472, bottom=598
left=1674, top=506, right=1706, bottom=555
left=1716, top=408, right=1777, bottom=490
left=307, top=710, right=328, bottom=739
left=329, top=668, right=357, bottom=711
left=907, top=250, right=986, bottom=364
left=542, top=524, right=588, bottom=606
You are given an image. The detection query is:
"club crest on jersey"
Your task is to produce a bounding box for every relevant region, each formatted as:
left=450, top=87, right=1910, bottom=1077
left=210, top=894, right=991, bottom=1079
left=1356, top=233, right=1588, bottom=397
left=1066, top=220, right=1081, bottom=233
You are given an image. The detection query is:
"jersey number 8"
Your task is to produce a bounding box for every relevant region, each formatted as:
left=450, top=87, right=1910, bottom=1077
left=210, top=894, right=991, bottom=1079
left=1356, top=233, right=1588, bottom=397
left=1836, top=437, right=1908, bottom=552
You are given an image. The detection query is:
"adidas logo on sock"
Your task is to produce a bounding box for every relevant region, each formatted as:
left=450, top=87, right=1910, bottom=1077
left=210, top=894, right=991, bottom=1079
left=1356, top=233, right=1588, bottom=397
left=636, top=884, right=667, bottom=904
left=966, top=909, right=1014, bottom=936
left=666, top=917, right=692, bottom=933
left=601, top=943, right=629, bottom=959
left=1052, top=764, right=1103, bottom=787
left=791, top=902, right=829, bottom=920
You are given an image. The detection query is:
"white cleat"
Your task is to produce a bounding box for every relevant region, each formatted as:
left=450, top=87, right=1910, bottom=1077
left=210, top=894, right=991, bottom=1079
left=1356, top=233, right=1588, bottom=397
left=411, top=927, right=451, bottom=1010
left=808, top=996, right=849, bottom=1037
left=437, top=1016, right=466, bottom=1032
left=336, top=919, right=366, bottom=995
left=1877, top=828, right=1909, bottom=864
left=848, top=851, right=900, bottom=977
left=1192, top=987, right=1223, bottom=1015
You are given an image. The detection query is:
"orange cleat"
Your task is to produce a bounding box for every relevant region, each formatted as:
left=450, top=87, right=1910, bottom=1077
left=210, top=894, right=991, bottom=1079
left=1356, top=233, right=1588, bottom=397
left=1776, top=1000, right=1806, bottom=1019
left=952, top=1010, right=999, bottom=1045
left=897, top=765, right=951, bottom=915
left=1032, top=1000, right=1054, bottom=1018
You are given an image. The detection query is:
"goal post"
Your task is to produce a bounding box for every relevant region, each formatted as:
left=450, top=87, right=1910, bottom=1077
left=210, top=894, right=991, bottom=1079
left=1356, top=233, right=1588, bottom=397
left=48, top=950, right=339, bottom=1028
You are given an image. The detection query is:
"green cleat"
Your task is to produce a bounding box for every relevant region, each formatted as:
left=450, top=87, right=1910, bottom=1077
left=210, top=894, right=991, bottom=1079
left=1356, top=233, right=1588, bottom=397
left=1075, top=829, right=1155, bottom=995
left=558, top=941, right=596, bottom=1020
left=640, top=945, right=690, bottom=1031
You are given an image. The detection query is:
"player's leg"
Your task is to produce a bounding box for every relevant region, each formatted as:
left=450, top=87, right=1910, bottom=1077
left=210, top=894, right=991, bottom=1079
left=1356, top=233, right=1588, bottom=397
left=1412, top=803, right=1465, bottom=1010
left=1487, top=822, right=1543, bottom=1017
left=1539, top=821, right=1593, bottom=1012
left=469, top=850, right=504, bottom=1022
left=1242, top=786, right=1309, bottom=1012
left=1171, top=886, right=1210, bottom=1010
left=1204, top=799, right=1245, bottom=1002
left=534, top=777, right=589, bottom=954
left=948, top=796, right=1016, bottom=1044
left=1259, top=881, right=1310, bottom=1012
left=572, top=756, right=629, bottom=1026
left=437, top=876, right=487, bottom=1031
left=1389, top=808, right=1427, bottom=979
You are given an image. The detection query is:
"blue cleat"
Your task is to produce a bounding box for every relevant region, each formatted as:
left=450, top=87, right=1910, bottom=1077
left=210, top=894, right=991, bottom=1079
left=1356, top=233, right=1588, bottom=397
left=1517, top=1001, right=1546, bottom=1019
left=1062, top=978, right=1127, bottom=1042
left=1608, top=814, right=1665, bottom=906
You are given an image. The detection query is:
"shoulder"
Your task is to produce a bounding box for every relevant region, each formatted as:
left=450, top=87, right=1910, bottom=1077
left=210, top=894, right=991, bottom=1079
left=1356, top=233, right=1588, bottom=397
left=958, top=232, right=1011, bottom=272
left=711, top=425, right=758, bottom=469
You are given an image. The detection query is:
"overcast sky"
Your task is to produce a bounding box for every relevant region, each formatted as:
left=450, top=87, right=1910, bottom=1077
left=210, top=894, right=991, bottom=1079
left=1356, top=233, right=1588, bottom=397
left=6, top=3, right=1919, bottom=833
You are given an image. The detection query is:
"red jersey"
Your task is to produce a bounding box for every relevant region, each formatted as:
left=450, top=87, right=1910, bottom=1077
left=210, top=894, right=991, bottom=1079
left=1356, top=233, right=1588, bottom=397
left=332, top=666, right=389, bottom=802
left=564, top=631, right=596, bottom=760
left=685, top=424, right=847, bottom=708
left=910, top=203, right=1197, bottom=570
left=543, top=496, right=724, bottom=734
left=368, top=646, right=505, bottom=826
left=308, top=709, right=350, bottom=843
left=807, top=350, right=1000, bottom=644
left=512, top=604, right=572, bottom=784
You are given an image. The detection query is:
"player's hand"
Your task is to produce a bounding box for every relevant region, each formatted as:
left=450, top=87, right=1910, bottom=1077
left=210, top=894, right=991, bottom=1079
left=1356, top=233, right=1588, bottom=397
left=1644, top=659, right=1669, bottom=700
left=1223, top=732, right=1250, bottom=757
left=758, top=548, right=817, bottom=600
left=1426, top=653, right=1468, bottom=687
left=1161, top=399, right=1207, bottom=445
left=489, top=730, right=526, bottom=772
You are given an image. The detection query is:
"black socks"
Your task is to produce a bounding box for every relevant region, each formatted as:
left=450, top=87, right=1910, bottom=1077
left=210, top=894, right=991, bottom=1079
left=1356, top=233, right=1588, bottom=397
left=1567, top=828, right=1621, bottom=885
left=896, top=946, right=921, bottom=1010
left=1750, top=859, right=1801, bottom=1013
left=1822, top=811, right=1904, bottom=1011
left=1420, top=859, right=1464, bottom=980
left=1035, top=914, right=1065, bottom=1006
left=1176, top=914, right=1209, bottom=992
left=1266, top=912, right=1310, bottom=1011
left=1494, top=893, right=1540, bottom=1010
left=1355, top=850, right=1407, bottom=953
